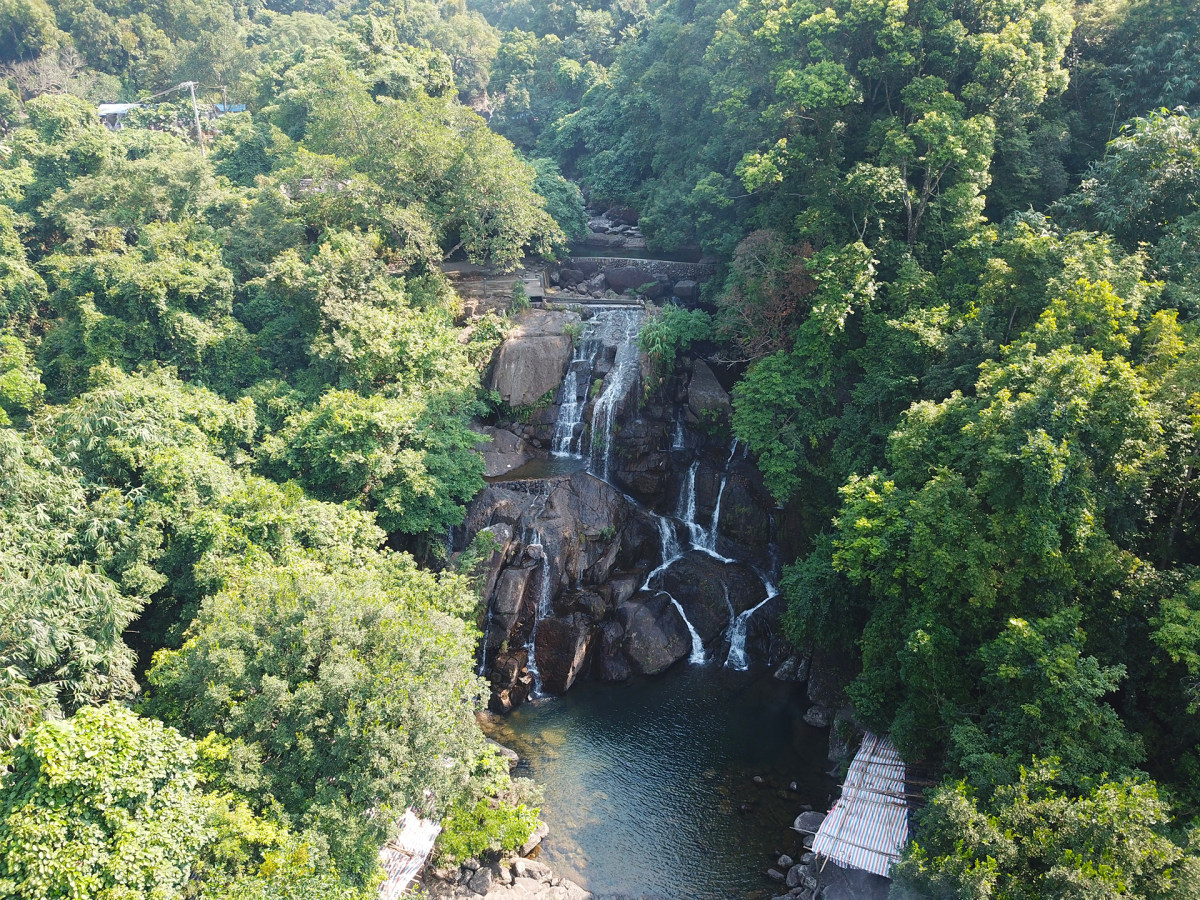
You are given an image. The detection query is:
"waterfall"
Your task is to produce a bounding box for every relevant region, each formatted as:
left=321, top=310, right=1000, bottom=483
left=525, top=535, right=553, bottom=697
left=724, top=570, right=779, bottom=671
left=588, top=308, right=643, bottom=482
left=664, top=592, right=707, bottom=664
left=552, top=330, right=599, bottom=457
left=672, top=414, right=685, bottom=450
left=641, top=515, right=684, bottom=590
left=680, top=457, right=734, bottom=562
left=478, top=602, right=494, bottom=677
left=706, top=439, right=739, bottom=553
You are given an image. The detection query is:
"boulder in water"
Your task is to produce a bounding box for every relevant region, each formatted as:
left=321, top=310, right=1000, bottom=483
left=618, top=592, right=690, bottom=675
left=533, top=612, right=593, bottom=695
left=594, top=620, right=631, bottom=682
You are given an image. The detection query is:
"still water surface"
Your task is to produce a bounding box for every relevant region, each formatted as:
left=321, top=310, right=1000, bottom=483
left=482, top=665, right=834, bottom=900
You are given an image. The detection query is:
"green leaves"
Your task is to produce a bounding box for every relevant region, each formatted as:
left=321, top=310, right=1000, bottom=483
left=895, top=760, right=1200, bottom=900
left=146, top=556, right=487, bottom=880
left=0, top=705, right=210, bottom=900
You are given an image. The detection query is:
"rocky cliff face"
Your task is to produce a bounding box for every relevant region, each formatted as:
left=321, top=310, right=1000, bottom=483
left=464, top=306, right=787, bottom=711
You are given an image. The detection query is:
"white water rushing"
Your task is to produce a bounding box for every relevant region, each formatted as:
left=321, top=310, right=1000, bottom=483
left=551, top=329, right=600, bottom=457
left=725, top=571, right=778, bottom=671
left=525, top=535, right=553, bottom=697
left=679, top=440, right=739, bottom=561
left=665, top=592, right=707, bottom=664
left=588, top=309, right=643, bottom=482
left=641, top=515, right=683, bottom=590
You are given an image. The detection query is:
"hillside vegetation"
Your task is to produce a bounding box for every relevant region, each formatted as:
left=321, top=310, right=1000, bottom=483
left=4, top=0, right=1200, bottom=897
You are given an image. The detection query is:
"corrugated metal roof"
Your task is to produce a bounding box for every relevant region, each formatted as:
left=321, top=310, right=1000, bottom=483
left=811, top=733, right=909, bottom=878
left=378, top=809, right=441, bottom=900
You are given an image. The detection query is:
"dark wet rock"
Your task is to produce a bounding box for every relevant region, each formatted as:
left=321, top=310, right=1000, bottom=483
left=606, top=206, right=639, bottom=225
left=807, top=647, right=857, bottom=710
left=673, top=279, right=699, bottom=301
left=468, top=866, right=494, bottom=895
left=774, top=654, right=811, bottom=683
left=828, top=706, right=864, bottom=763
left=818, top=861, right=891, bottom=900
left=687, top=359, right=731, bottom=424
left=793, top=811, right=826, bottom=834
left=533, top=613, right=592, bottom=695
left=604, top=265, right=659, bottom=294
left=804, top=704, right=831, bottom=728
left=661, top=552, right=767, bottom=641
left=618, top=592, right=690, bottom=675
left=488, top=566, right=536, bottom=652
left=594, top=620, right=631, bottom=682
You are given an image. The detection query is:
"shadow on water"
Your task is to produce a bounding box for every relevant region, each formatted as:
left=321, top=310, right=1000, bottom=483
left=485, top=456, right=590, bottom=483
left=482, top=664, right=835, bottom=900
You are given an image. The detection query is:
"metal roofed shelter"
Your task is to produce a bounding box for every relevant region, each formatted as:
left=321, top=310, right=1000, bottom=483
left=811, top=732, right=910, bottom=878
left=378, top=809, right=441, bottom=900
left=97, top=103, right=141, bottom=129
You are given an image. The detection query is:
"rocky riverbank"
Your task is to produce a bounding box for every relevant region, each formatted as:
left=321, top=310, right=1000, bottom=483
left=425, top=856, right=590, bottom=900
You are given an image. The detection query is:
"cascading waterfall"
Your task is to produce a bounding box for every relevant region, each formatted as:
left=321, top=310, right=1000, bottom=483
left=706, top=439, right=739, bottom=553
left=680, top=444, right=738, bottom=561
left=552, top=329, right=599, bottom=457
left=672, top=414, right=686, bottom=450
left=640, top=515, right=704, bottom=663
left=588, top=308, right=643, bottom=482
left=665, top=592, right=707, bottom=664
left=525, top=534, right=553, bottom=697
left=641, top=515, right=683, bottom=590
left=725, top=571, right=779, bottom=671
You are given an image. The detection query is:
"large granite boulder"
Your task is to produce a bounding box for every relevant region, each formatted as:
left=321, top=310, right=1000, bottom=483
left=489, top=310, right=580, bottom=406
left=534, top=612, right=593, bottom=695
left=487, top=565, right=536, bottom=653
left=661, top=552, right=768, bottom=643
left=618, top=591, right=690, bottom=675
left=687, top=359, right=731, bottom=424
left=475, top=426, right=537, bottom=478
left=593, top=620, right=631, bottom=681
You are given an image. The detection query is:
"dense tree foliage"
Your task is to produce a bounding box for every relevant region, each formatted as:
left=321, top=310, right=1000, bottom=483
left=475, top=0, right=1200, bottom=889
left=0, top=2, right=554, bottom=893
left=5, top=0, right=1200, bottom=893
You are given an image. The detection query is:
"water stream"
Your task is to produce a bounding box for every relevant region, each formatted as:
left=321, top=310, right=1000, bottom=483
left=588, top=309, right=644, bottom=482
left=482, top=666, right=835, bottom=900
left=525, top=535, right=552, bottom=698
left=552, top=329, right=600, bottom=457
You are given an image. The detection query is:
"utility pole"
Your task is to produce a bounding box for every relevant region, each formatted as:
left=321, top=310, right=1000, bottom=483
left=186, top=81, right=206, bottom=157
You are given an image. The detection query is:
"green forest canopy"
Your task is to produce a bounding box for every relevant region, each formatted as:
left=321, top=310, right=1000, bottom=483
left=3, top=0, right=1200, bottom=897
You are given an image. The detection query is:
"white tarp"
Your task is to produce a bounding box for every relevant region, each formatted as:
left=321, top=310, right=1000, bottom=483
left=378, top=809, right=441, bottom=900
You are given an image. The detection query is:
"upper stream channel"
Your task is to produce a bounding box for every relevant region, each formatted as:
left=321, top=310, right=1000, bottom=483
left=482, top=666, right=835, bottom=900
